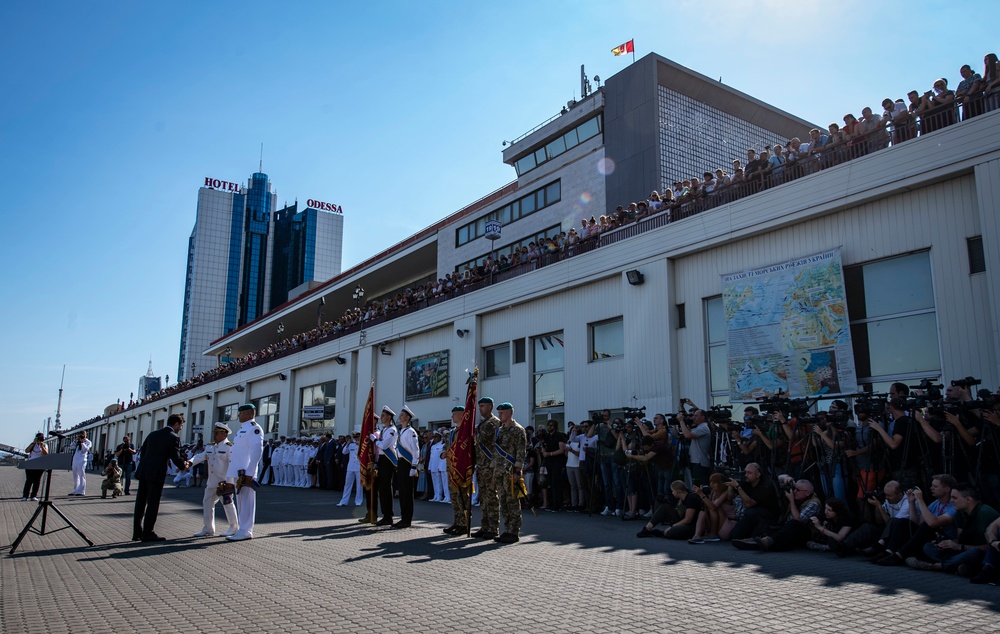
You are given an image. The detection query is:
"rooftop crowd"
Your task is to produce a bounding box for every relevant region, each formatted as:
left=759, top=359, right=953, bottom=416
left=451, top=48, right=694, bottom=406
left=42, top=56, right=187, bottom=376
left=68, top=52, right=1000, bottom=435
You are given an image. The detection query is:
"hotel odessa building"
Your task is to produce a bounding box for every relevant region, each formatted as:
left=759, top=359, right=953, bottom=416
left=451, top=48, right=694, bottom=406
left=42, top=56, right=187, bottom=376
left=178, top=172, right=343, bottom=382
left=73, top=53, right=998, bottom=456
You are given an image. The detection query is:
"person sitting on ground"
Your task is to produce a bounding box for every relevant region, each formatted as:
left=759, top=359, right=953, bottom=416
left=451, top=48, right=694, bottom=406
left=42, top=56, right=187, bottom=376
left=690, top=472, right=738, bottom=543
left=637, top=480, right=702, bottom=540
left=806, top=497, right=858, bottom=552
left=871, top=474, right=958, bottom=566
left=844, top=480, right=909, bottom=556
left=970, top=514, right=1000, bottom=584
left=907, top=482, right=999, bottom=574
left=102, top=458, right=124, bottom=499
left=734, top=479, right=822, bottom=551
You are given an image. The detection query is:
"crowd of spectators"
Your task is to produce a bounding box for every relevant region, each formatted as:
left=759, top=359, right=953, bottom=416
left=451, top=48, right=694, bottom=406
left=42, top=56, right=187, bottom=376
left=67, top=54, right=1000, bottom=433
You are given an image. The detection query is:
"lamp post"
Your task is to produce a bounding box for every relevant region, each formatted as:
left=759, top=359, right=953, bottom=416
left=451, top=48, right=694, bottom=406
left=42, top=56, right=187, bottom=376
left=353, top=285, right=366, bottom=345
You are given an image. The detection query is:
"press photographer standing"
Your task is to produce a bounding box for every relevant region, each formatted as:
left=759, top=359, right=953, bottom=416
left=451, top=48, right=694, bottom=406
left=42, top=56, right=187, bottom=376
left=678, top=400, right=712, bottom=485
left=115, top=435, right=136, bottom=495
left=22, top=432, right=48, bottom=501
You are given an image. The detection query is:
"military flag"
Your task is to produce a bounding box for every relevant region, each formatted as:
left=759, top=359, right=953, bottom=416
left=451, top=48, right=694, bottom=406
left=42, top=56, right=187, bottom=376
left=358, top=383, right=377, bottom=490
left=446, top=369, right=477, bottom=491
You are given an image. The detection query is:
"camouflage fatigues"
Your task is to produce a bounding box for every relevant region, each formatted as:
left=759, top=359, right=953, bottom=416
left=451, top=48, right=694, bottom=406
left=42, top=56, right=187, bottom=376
left=475, top=414, right=501, bottom=533
left=101, top=464, right=123, bottom=498
left=494, top=420, right=527, bottom=536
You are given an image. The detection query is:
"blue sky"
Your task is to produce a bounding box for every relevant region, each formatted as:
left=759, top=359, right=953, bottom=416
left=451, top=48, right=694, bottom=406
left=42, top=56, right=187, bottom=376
left=0, top=0, right=994, bottom=447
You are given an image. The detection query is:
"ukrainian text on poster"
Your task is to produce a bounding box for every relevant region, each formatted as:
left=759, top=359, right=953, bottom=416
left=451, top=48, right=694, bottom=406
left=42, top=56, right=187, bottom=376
left=722, top=248, right=857, bottom=401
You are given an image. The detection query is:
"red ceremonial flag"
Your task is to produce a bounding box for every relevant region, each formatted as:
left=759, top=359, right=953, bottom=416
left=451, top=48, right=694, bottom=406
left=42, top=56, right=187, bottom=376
left=611, top=39, right=634, bottom=56
left=446, top=370, right=478, bottom=491
left=357, top=384, right=377, bottom=490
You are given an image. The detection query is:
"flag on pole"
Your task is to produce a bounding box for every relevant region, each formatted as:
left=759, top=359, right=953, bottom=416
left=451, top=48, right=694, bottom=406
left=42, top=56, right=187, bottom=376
left=446, top=369, right=478, bottom=491
left=611, top=39, right=634, bottom=56
left=358, top=384, right=377, bottom=490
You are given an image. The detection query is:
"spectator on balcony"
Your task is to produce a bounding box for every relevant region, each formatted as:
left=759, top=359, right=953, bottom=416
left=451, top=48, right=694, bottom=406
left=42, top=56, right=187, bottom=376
left=956, top=64, right=984, bottom=120
left=648, top=191, right=663, bottom=212
left=702, top=171, right=717, bottom=195
left=983, top=53, right=1000, bottom=111
left=767, top=145, right=786, bottom=183
left=635, top=200, right=651, bottom=221
left=747, top=149, right=770, bottom=185
left=921, top=78, right=956, bottom=133
left=882, top=97, right=913, bottom=144
left=714, top=169, right=730, bottom=189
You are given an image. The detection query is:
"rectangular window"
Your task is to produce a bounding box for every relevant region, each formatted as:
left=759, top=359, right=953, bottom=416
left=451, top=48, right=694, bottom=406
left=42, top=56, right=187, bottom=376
left=485, top=344, right=510, bottom=378
left=844, top=251, right=940, bottom=385
left=545, top=136, right=566, bottom=160
left=968, top=236, right=985, bottom=274
left=217, top=404, right=239, bottom=423
left=252, top=394, right=280, bottom=435
left=590, top=318, right=624, bottom=361
left=454, top=181, right=560, bottom=248
left=513, top=338, right=526, bottom=364
left=706, top=297, right=728, bottom=405
left=300, top=380, right=336, bottom=434
left=533, top=333, right=564, bottom=409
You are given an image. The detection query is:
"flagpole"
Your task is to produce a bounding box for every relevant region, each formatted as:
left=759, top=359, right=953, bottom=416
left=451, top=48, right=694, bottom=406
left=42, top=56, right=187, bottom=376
left=632, top=40, right=636, bottom=64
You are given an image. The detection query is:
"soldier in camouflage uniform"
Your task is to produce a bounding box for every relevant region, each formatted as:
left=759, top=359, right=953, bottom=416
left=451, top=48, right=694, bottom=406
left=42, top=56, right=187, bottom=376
left=444, top=406, right=471, bottom=534
left=472, top=397, right=501, bottom=540
left=493, top=402, right=527, bottom=543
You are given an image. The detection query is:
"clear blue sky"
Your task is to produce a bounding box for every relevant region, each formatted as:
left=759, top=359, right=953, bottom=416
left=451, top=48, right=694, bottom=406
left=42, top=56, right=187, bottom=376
left=0, top=0, right=993, bottom=448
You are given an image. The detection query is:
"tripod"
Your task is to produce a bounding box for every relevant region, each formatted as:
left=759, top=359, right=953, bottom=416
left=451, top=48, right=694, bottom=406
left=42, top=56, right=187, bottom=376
left=10, top=461, right=94, bottom=554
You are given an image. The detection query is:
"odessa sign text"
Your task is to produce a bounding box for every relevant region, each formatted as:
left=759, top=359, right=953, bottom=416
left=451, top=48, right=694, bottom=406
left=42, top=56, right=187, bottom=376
left=306, top=199, right=343, bottom=214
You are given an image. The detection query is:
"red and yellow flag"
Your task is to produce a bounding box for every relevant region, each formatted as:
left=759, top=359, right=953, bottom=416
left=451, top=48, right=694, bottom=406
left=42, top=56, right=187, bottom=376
left=446, top=370, right=477, bottom=491
left=611, top=39, right=634, bottom=56
left=358, top=384, right=377, bottom=490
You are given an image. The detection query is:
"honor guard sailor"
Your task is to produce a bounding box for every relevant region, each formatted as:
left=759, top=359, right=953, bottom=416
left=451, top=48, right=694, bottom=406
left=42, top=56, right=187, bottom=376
left=472, top=397, right=501, bottom=539
left=225, top=404, right=264, bottom=541
left=188, top=422, right=239, bottom=537
left=393, top=405, right=420, bottom=529
left=370, top=406, right=398, bottom=526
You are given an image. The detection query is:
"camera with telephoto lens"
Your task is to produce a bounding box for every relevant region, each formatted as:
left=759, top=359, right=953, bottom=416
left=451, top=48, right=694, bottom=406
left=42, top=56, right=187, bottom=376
left=952, top=376, right=983, bottom=389
left=611, top=419, right=625, bottom=433
left=705, top=404, right=733, bottom=423
left=854, top=393, right=888, bottom=417
left=902, top=379, right=943, bottom=410
left=623, top=406, right=646, bottom=421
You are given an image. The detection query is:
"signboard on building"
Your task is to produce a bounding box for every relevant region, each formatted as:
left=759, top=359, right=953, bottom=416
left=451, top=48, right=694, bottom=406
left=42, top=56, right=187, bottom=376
left=306, top=199, right=343, bottom=214
left=722, top=248, right=857, bottom=401
left=405, top=350, right=450, bottom=401
left=302, top=405, right=326, bottom=420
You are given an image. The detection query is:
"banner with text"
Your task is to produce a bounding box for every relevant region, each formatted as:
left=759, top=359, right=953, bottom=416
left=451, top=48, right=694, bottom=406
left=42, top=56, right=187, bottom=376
left=722, top=248, right=857, bottom=401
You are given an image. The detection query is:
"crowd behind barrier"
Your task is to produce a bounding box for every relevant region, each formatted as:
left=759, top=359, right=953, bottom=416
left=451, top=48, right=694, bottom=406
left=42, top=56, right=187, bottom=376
left=67, top=53, right=1000, bottom=431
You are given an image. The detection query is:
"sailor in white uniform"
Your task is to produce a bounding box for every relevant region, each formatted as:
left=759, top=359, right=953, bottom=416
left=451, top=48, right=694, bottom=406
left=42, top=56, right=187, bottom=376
left=188, top=422, right=239, bottom=537
left=225, top=404, right=264, bottom=541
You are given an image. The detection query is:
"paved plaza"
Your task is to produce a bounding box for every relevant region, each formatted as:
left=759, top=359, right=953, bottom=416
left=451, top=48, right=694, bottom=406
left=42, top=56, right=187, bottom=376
left=1, top=465, right=999, bottom=633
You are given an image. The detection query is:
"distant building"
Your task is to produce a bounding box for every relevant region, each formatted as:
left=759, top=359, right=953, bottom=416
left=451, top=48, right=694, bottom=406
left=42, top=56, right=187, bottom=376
left=177, top=172, right=344, bottom=380
left=138, top=360, right=161, bottom=399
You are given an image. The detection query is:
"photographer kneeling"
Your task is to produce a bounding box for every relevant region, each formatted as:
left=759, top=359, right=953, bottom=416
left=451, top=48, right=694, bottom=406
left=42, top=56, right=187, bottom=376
left=727, top=463, right=780, bottom=540
left=734, top=479, right=822, bottom=551
left=636, top=480, right=702, bottom=539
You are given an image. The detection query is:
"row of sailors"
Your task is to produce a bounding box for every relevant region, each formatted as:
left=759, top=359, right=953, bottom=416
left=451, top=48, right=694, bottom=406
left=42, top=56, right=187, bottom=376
left=265, top=438, right=319, bottom=488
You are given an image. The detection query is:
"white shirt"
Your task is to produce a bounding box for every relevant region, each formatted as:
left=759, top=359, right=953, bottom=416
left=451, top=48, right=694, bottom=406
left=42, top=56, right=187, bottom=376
left=397, top=426, right=419, bottom=465
left=343, top=441, right=361, bottom=471
left=375, top=424, right=398, bottom=460
left=189, top=441, right=233, bottom=485
left=429, top=440, right=448, bottom=472
left=73, top=439, right=92, bottom=463
left=226, top=419, right=264, bottom=479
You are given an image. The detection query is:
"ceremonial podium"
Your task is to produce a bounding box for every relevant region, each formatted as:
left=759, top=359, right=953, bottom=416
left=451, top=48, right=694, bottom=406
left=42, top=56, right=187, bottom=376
left=9, top=454, right=94, bottom=554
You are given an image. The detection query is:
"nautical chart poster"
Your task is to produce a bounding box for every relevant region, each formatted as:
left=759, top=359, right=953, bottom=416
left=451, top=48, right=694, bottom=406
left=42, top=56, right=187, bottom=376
left=722, top=248, right=858, bottom=401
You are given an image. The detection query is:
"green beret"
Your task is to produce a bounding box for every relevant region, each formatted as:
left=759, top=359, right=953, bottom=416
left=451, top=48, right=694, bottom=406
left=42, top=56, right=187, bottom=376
left=478, top=397, right=494, bottom=405
left=451, top=406, right=466, bottom=412
left=497, top=402, right=513, bottom=411
left=238, top=404, right=256, bottom=412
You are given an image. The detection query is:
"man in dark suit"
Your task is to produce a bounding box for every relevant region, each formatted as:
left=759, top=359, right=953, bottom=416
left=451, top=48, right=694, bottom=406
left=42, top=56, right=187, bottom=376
left=133, top=414, right=190, bottom=542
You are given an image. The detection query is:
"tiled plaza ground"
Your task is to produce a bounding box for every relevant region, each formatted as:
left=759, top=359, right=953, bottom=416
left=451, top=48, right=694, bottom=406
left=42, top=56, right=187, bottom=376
left=1, top=465, right=998, bottom=633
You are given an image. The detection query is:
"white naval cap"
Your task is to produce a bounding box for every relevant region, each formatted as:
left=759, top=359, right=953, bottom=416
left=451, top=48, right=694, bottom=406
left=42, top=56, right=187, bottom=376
left=400, top=405, right=415, bottom=419
left=381, top=405, right=396, bottom=417
left=213, top=422, right=232, bottom=434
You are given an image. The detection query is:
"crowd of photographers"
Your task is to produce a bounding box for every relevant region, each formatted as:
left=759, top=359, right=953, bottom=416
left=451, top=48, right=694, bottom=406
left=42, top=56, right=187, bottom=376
left=515, top=378, right=1000, bottom=584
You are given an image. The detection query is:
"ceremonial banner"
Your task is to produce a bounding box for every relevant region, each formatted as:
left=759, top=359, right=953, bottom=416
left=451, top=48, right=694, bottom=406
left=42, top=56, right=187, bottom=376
left=357, top=385, right=377, bottom=490
left=446, top=372, right=477, bottom=491
left=722, top=248, right=858, bottom=401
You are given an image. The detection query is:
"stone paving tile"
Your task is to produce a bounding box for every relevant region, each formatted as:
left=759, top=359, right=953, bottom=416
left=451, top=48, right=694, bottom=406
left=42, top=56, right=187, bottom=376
left=2, top=466, right=1000, bottom=633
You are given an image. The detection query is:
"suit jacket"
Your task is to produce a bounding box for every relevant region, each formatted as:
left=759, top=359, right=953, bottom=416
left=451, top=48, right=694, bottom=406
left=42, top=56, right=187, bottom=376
left=135, top=426, right=186, bottom=484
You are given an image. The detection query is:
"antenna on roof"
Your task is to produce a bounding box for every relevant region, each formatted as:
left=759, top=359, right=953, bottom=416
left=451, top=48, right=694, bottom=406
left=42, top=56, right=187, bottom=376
left=259, top=142, right=263, bottom=172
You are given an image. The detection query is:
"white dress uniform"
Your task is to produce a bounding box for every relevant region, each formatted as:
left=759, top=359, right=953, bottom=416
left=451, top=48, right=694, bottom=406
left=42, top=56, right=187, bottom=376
left=225, top=417, right=264, bottom=540
left=71, top=438, right=92, bottom=495
left=338, top=440, right=363, bottom=506
left=430, top=439, right=450, bottom=503
left=188, top=431, right=239, bottom=537
left=273, top=443, right=287, bottom=486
